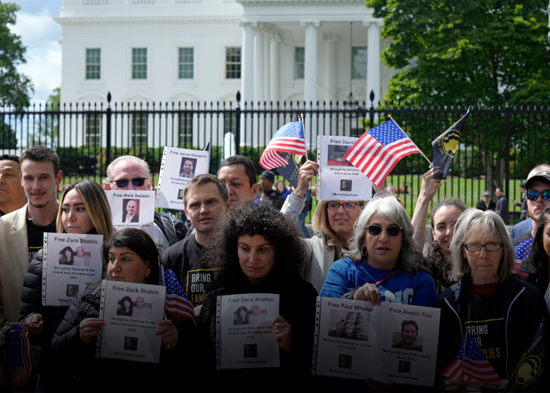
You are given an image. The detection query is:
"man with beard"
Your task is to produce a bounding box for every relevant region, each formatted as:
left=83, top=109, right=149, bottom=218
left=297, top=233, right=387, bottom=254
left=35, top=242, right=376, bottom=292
left=392, top=320, right=422, bottom=351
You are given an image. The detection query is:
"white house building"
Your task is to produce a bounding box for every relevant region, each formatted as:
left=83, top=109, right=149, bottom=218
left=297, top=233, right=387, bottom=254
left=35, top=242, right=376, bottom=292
left=55, top=0, right=396, bottom=148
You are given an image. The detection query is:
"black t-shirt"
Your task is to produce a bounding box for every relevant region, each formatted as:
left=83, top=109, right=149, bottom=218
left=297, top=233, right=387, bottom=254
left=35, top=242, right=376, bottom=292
left=27, top=217, right=57, bottom=263
left=161, top=235, right=218, bottom=307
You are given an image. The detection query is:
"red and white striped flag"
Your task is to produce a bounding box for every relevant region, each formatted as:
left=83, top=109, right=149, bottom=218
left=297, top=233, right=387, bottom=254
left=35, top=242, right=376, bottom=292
left=344, top=119, right=420, bottom=187
left=259, top=121, right=307, bottom=170
left=164, top=269, right=197, bottom=327
left=442, top=332, right=501, bottom=384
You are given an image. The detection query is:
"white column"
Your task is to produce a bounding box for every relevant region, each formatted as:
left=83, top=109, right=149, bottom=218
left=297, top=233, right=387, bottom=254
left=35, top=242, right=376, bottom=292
left=364, top=20, right=382, bottom=104
left=323, top=33, right=338, bottom=103
left=264, top=31, right=270, bottom=102
left=301, top=20, right=320, bottom=108
left=239, top=21, right=257, bottom=105
left=269, top=34, right=281, bottom=103
left=254, top=26, right=265, bottom=104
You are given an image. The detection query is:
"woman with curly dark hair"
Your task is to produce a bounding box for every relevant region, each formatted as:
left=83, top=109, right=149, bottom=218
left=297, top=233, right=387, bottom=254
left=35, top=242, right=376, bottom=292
left=117, top=296, right=134, bottom=316
left=198, top=201, right=318, bottom=392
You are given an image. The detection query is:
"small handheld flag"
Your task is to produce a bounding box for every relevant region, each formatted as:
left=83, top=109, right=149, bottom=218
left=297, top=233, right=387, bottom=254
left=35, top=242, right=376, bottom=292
left=259, top=121, right=307, bottom=170
left=431, top=107, right=471, bottom=180
left=164, top=269, right=197, bottom=327
left=441, top=332, right=501, bottom=384
left=344, top=119, right=421, bottom=188
left=506, top=320, right=545, bottom=392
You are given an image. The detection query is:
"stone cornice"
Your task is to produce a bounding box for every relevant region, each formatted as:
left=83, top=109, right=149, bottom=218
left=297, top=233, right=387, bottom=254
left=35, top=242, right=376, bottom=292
left=54, top=16, right=242, bottom=25
left=237, top=0, right=364, bottom=4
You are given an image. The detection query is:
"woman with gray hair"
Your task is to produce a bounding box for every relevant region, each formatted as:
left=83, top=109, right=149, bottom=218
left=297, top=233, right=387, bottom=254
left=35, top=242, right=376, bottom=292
left=436, top=208, right=549, bottom=391
left=320, top=195, right=437, bottom=307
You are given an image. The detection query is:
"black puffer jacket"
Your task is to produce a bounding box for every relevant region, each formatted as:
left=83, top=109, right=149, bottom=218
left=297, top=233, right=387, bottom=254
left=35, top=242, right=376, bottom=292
left=52, top=282, right=196, bottom=392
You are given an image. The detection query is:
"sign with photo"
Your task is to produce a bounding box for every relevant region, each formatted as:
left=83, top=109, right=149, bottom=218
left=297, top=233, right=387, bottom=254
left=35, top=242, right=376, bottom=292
left=317, top=136, right=372, bottom=201
left=106, top=190, right=155, bottom=237
left=42, top=233, right=103, bottom=306
left=312, top=297, right=440, bottom=386
left=216, top=294, right=280, bottom=370
left=96, top=280, right=166, bottom=363
left=156, top=146, right=210, bottom=209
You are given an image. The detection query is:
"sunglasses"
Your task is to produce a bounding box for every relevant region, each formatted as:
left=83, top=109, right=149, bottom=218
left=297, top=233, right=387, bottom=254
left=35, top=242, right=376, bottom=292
left=526, top=190, right=550, bottom=201
left=326, top=202, right=360, bottom=211
left=366, top=225, right=402, bottom=237
left=112, top=177, right=147, bottom=188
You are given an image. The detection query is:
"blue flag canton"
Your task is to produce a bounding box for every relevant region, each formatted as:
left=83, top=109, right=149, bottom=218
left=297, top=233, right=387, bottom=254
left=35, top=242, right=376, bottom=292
left=369, top=120, right=406, bottom=146
left=514, top=237, right=534, bottom=261
left=273, top=121, right=304, bottom=139
left=165, top=270, right=188, bottom=299
left=464, top=334, right=488, bottom=361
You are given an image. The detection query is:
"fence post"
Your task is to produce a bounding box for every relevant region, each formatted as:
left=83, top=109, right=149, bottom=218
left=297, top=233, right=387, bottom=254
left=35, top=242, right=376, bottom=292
left=369, top=90, right=375, bottom=127
left=235, top=91, right=241, bottom=155
left=106, top=92, right=112, bottom=167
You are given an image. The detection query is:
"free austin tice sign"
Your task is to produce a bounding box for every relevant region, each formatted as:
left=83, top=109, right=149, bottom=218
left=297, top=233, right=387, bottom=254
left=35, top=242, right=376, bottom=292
left=156, top=146, right=210, bottom=210
left=317, top=136, right=372, bottom=201
left=216, top=294, right=280, bottom=370
left=42, top=233, right=103, bottom=306
left=312, top=298, right=440, bottom=387
left=96, top=280, right=166, bottom=363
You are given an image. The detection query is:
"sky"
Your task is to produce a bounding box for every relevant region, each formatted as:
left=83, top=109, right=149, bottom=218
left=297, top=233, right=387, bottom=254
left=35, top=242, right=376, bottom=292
left=10, top=0, right=64, bottom=106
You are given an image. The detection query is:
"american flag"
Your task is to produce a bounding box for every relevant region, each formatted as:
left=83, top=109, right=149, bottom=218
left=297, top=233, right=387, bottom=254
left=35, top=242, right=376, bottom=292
left=8, top=324, right=32, bottom=392
left=441, top=332, right=501, bottom=384
left=164, top=269, right=197, bottom=327
left=344, top=119, right=421, bottom=187
left=259, top=121, right=307, bottom=170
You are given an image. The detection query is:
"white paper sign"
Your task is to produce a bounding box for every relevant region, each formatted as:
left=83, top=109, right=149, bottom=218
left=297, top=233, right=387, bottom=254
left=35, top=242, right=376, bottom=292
left=312, top=297, right=440, bottom=387
left=96, top=280, right=166, bottom=363
left=216, top=294, right=280, bottom=370
left=106, top=190, right=155, bottom=237
left=317, top=135, right=373, bottom=201
left=42, top=233, right=104, bottom=306
left=156, top=146, right=210, bottom=209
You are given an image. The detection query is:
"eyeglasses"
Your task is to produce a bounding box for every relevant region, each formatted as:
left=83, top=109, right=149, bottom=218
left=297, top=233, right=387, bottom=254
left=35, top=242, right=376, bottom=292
left=526, top=190, right=550, bottom=201
left=463, top=242, right=503, bottom=253
left=326, top=202, right=360, bottom=211
left=366, top=225, right=402, bottom=237
left=112, top=178, right=147, bottom=188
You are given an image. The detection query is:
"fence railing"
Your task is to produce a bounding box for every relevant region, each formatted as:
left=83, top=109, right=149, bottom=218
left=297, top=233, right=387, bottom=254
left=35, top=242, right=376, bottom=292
left=2, top=92, right=550, bottom=223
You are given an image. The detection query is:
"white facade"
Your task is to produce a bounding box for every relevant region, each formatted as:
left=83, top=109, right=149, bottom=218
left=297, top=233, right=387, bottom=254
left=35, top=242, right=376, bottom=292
left=56, top=0, right=397, bottom=147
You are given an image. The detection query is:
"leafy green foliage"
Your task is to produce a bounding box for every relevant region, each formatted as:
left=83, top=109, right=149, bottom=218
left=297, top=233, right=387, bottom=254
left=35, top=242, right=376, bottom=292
left=368, top=0, right=550, bottom=104
left=0, top=2, right=33, bottom=107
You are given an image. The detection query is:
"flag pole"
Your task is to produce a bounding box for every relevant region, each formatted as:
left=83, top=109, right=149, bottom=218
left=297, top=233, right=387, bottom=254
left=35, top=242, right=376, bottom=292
left=299, top=113, right=308, bottom=161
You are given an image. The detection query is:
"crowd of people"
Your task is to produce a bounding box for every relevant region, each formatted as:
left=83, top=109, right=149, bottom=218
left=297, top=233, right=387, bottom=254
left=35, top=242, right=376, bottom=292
left=0, top=147, right=549, bottom=392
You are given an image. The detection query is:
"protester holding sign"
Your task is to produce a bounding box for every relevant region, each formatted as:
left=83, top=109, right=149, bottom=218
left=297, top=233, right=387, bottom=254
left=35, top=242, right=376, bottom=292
left=411, top=169, right=467, bottom=294
left=436, top=209, right=549, bottom=391
left=52, top=229, right=193, bottom=392
left=198, top=202, right=318, bottom=391
left=18, top=180, right=114, bottom=391
left=281, top=160, right=366, bottom=292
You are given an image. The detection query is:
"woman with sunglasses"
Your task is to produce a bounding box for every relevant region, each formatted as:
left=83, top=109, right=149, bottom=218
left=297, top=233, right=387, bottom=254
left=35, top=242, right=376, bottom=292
left=281, top=160, right=365, bottom=292
left=436, top=208, right=549, bottom=391
left=320, top=195, right=437, bottom=306
left=411, top=169, right=467, bottom=294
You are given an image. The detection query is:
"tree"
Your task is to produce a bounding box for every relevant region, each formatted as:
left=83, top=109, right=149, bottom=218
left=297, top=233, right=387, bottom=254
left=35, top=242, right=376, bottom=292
left=368, top=0, right=550, bottom=104
left=0, top=121, right=17, bottom=149
left=368, top=0, right=550, bottom=191
left=0, top=2, right=34, bottom=107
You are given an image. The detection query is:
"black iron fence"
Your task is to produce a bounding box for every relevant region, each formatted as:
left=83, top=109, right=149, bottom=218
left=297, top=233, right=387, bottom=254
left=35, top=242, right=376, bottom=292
left=2, top=92, right=550, bottom=223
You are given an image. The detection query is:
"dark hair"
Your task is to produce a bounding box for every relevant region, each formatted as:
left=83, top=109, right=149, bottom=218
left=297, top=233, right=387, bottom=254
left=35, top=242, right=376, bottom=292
left=120, top=296, right=134, bottom=313
left=401, top=320, right=419, bottom=333
left=0, top=154, right=19, bottom=164
left=103, top=229, right=160, bottom=285
left=203, top=201, right=304, bottom=281
left=60, top=246, right=75, bottom=261
left=19, top=146, right=60, bottom=175
left=525, top=205, right=550, bottom=289
left=218, top=155, right=257, bottom=187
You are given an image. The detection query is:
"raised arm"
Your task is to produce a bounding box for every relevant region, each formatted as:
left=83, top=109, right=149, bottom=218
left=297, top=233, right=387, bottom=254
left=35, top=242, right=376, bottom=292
left=280, top=160, right=318, bottom=219
left=411, top=169, right=442, bottom=250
